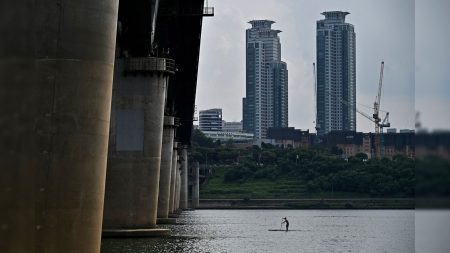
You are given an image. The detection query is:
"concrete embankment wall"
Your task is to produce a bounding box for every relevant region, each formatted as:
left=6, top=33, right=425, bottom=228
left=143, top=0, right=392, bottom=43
left=199, top=199, right=414, bottom=209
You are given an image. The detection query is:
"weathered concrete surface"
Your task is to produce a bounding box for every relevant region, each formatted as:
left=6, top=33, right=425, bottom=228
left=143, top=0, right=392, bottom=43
left=192, top=161, right=200, bottom=209
left=103, top=228, right=170, bottom=238
left=157, top=116, right=175, bottom=218
left=169, top=142, right=178, bottom=213
left=180, top=146, right=189, bottom=209
left=103, top=59, right=169, bottom=229
left=168, top=213, right=179, bottom=218
left=0, top=1, right=119, bottom=253
left=175, top=166, right=181, bottom=210
left=156, top=218, right=177, bottom=224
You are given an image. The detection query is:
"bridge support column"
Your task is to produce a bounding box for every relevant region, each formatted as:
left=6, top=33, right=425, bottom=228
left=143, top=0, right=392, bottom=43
left=103, top=58, right=173, bottom=235
left=175, top=165, right=181, bottom=211
left=157, top=116, right=176, bottom=223
left=180, top=146, right=189, bottom=209
left=192, top=161, right=200, bottom=209
left=169, top=142, right=178, bottom=214
left=0, top=1, right=119, bottom=253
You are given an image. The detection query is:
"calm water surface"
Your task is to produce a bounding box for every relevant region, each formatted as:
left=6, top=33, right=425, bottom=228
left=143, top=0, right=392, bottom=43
left=101, top=209, right=414, bottom=253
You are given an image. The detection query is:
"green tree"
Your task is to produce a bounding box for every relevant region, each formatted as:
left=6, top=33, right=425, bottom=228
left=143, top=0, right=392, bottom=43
left=191, top=129, right=215, bottom=147
left=355, top=152, right=369, bottom=161
left=261, top=150, right=277, bottom=164
left=330, top=145, right=343, bottom=156
left=225, top=138, right=234, bottom=148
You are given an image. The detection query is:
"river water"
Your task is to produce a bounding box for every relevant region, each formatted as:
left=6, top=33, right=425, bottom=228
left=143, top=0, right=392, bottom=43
left=101, top=209, right=414, bottom=253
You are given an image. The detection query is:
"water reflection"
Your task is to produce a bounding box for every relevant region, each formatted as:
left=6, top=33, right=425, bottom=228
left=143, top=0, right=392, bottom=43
left=101, top=209, right=414, bottom=253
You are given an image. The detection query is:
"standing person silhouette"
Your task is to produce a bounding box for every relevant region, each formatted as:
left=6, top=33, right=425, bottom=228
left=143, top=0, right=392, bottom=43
left=281, top=217, right=289, bottom=231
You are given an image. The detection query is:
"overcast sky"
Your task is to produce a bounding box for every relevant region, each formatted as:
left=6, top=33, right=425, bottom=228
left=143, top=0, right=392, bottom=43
left=415, top=0, right=450, bottom=131
left=195, top=0, right=446, bottom=133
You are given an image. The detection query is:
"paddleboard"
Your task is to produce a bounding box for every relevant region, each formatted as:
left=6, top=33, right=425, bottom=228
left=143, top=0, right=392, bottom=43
left=268, top=229, right=301, bottom=231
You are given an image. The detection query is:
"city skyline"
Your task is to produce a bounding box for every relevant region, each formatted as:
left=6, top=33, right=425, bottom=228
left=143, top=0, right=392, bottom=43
left=196, top=0, right=415, bottom=133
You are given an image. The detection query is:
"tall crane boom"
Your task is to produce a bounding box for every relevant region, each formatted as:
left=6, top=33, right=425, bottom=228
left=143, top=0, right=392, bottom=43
left=373, top=61, right=384, bottom=123
left=343, top=61, right=390, bottom=159
left=340, top=98, right=374, bottom=123
left=374, top=61, right=385, bottom=159
left=315, top=60, right=391, bottom=159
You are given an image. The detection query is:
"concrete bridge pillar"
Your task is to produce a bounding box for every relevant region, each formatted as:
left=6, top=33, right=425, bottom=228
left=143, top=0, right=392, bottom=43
left=0, top=1, right=119, bottom=252
left=157, top=116, right=175, bottom=220
left=192, top=161, right=200, bottom=209
left=180, top=146, right=189, bottom=209
left=169, top=142, right=178, bottom=213
left=103, top=58, right=174, bottom=233
left=175, top=164, right=181, bottom=211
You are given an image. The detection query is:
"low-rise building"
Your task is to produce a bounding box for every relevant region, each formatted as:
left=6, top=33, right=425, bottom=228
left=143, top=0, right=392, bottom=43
left=267, top=127, right=310, bottom=149
left=415, top=131, right=450, bottom=160
left=383, top=132, right=415, bottom=159
left=199, top=108, right=222, bottom=131
left=202, top=131, right=254, bottom=144
left=322, top=130, right=414, bottom=159
left=386, top=128, right=397, bottom=134
left=222, top=120, right=243, bottom=132
left=321, top=131, right=366, bottom=157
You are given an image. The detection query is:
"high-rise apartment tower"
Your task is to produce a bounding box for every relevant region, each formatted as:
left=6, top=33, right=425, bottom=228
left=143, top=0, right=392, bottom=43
left=316, top=11, right=356, bottom=135
left=243, top=20, right=288, bottom=139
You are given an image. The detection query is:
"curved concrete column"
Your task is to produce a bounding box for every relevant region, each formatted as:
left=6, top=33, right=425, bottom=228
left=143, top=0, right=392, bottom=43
left=175, top=166, right=181, bottom=210
left=192, top=161, right=200, bottom=209
left=157, top=116, right=175, bottom=218
left=0, top=1, right=119, bottom=252
left=180, top=146, right=189, bottom=209
left=169, top=142, right=178, bottom=213
left=103, top=59, right=171, bottom=230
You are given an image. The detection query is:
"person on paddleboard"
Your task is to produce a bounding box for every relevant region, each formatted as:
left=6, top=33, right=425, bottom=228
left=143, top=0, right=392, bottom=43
left=281, top=217, right=289, bottom=231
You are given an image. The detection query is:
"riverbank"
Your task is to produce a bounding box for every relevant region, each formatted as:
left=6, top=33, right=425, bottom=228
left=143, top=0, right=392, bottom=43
left=198, top=198, right=414, bottom=209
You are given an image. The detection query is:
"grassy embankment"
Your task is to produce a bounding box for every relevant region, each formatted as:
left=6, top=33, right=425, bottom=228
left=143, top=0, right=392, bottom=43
left=199, top=166, right=414, bottom=209
left=200, top=165, right=371, bottom=199
left=192, top=129, right=414, bottom=208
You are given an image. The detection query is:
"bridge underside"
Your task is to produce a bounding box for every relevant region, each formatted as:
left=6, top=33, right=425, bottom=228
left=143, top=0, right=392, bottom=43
left=157, top=0, right=207, bottom=146
left=1, top=0, right=211, bottom=252
left=103, top=0, right=209, bottom=232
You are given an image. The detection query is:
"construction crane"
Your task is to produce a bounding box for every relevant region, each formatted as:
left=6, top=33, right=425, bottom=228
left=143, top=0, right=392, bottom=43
left=351, top=61, right=390, bottom=158
left=372, top=61, right=390, bottom=158
left=373, top=61, right=384, bottom=126
left=339, top=100, right=390, bottom=159
left=316, top=61, right=391, bottom=159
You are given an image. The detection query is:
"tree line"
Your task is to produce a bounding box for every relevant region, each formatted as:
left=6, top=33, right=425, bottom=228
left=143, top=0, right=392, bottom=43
left=190, top=129, right=415, bottom=197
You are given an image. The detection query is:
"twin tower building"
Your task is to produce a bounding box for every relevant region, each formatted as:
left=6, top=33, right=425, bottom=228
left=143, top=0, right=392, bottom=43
left=243, top=11, right=356, bottom=139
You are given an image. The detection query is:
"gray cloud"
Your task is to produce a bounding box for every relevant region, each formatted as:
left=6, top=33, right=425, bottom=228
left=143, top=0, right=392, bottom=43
left=415, top=0, right=450, bottom=130
left=197, top=0, right=416, bottom=132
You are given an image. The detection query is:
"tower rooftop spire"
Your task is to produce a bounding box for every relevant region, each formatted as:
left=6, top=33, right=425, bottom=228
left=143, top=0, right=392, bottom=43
left=248, top=20, right=275, bottom=29
left=321, top=11, right=350, bottom=22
